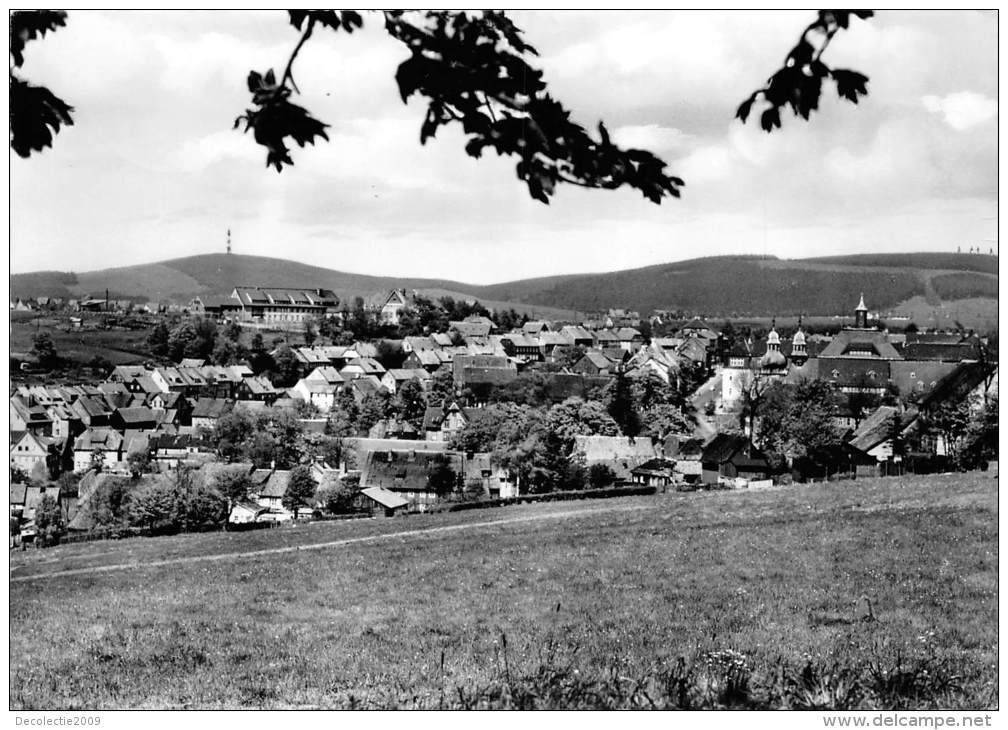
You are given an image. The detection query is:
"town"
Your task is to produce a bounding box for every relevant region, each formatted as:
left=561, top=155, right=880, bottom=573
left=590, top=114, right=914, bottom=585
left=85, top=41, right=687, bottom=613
left=9, top=283, right=998, bottom=546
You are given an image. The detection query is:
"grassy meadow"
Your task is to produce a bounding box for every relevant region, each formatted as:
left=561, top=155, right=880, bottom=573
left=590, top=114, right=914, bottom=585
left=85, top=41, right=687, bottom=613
left=9, top=472, right=998, bottom=709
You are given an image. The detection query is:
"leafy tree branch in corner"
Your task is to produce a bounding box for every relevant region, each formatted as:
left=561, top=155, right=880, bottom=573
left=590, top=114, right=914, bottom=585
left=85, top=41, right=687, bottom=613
left=736, top=10, right=873, bottom=132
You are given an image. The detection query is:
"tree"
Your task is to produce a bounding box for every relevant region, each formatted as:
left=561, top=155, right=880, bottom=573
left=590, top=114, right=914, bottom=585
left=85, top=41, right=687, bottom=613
left=376, top=340, right=406, bottom=369
left=427, top=368, right=456, bottom=406
left=755, top=379, right=841, bottom=461
left=211, top=464, right=254, bottom=505
left=605, top=367, right=640, bottom=437
left=588, top=463, right=617, bottom=489
left=960, top=394, right=997, bottom=467
left=9, top=11, right=73, bottom=158
left=13, top=11, right=873, bottom=207
left=271, top=344, right=301, bottom=386
left=212, top=336, right=247, bottom=367
left=223, top=321, right=243, bottom=342
left=126, top=449, right=152, bottom=478
left=426, top=455, right=459, bottom=498
left=544, top=398, right=620, bottom=453
left=89, top=447, right=106, bottom=473
left=640, top=404, right=694, bottom=443
left=393, top=378, right=428, bottom=431
left=147, top=321, right=170, bottom=358
left=34, top=494, right=65, bottom=545
left=31, top=331, right=58, bottom=368
left=357, top=391, right=392, bottom=435
left=303, top=318, right=318, bottom=347
left=923, top=399, right=972, bottom=465
left=283, top=465, right=317, bottom=519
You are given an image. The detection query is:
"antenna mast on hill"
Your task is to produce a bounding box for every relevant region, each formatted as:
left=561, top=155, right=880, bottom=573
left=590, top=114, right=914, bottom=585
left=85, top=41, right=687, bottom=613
left=226, top=228, right=232, bottom=255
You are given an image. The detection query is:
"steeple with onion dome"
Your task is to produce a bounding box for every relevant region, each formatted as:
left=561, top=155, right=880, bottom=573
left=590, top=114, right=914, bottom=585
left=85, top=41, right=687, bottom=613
left=791, top=314, right=808, bottom=364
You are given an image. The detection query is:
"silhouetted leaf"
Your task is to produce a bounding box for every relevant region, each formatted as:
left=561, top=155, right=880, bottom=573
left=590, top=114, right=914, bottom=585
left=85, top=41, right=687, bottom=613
left=382, top=10, right=683, bottom=204
left=832, top=68, right=869, bottom=104
left=10, top=77, right=74, bottom=157
left=736, top=96, right=755, bottom=122
left=760, top=107, right=781, bottom=133
left=10, top=10, right=66, bottom=67
left=738, top=10, right=872, bottom=133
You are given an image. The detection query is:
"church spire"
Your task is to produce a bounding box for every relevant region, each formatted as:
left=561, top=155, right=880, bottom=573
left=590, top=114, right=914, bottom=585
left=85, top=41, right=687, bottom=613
left=854, top=292, right=869, bottom=328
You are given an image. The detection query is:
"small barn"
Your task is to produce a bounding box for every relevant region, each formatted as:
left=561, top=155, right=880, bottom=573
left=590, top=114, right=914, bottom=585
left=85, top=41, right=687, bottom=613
left=700, top=434, right=772, bottom=487
left=355, top=486, right=409, bottom=517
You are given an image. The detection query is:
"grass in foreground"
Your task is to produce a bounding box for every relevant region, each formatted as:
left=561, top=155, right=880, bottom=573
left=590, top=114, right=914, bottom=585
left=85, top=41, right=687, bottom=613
left=9, top=472, right=998, bottom=709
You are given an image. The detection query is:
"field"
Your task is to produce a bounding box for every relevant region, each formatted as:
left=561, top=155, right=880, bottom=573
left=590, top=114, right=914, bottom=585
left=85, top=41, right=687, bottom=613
left=9, top=315, right=150, bottom=367
left=10, top=472, right=998, bottom=710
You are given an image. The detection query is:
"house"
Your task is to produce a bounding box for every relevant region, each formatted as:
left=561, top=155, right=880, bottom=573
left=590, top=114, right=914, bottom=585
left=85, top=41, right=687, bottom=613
left=111, top=406, right=159, bottom=431
left=347, top=376, right=388, bottom=404
left=354, top=486, right=410, bottom=517
left=360, top=449, right=465, bottom=511
left=848, top=405, right=919, bottom=462
left=10, top=397, right=54, bottom=436
left=462, top=452, right=516, bottom=498
left=538, top=331, right=571, bottom=359
left=70, top=396, right=113, bottom=427
left=423, top=401, right=473, bottom=442
left=228, top=500, right=270, bottom=524
left=341, top=357, right=387, bottom=380
left=190, top=398, right=233, bottom=430
left=403, top=348, right=453, bottom=372
left=250, top=469, right=293, bottom=519
left=292, top=378, right=339, bottom=412
left=591, top=329, right=620, bottom=348
left=402, top=335, right=437, bottom=353
left=791, top=443, right=877, bottom=482
left=235, top=375, right=278, bottom=404
left=572, top=436, right=657, bottom=482
left=522, top=321, right=551, bottom=335
left=699, top=434, right=772, bottom=486
left=630, top=457, right=676, bottom=488
left=449, top=316, right=495, bottom=339
left=571, top=351, right=619, bottom=377
left=560, top=325, right=594, bottom=348
left=500, top=333, right=542, bottom=363
left=664, top=436, right=704, bottom=485
left=452, top=355, right=517, bottom=389
left=380, top=368, right=431, bottom=395
left=305, top=365, right=346, bottom=386
left=379, top=289, right=412, bottom=325
left=614, top=328, right=645, bottom=352
left=73, top=428, right=124, bottom=473
left=10, top=431, right=59, bottom=477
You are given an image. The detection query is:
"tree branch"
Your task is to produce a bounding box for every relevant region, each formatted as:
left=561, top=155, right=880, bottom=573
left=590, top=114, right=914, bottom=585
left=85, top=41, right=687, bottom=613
left=283, top=17, right=316, bottom=94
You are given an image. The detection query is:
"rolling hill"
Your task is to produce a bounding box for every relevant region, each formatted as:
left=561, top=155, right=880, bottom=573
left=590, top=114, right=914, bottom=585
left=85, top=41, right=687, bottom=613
left=9, top=252, right=998, bottom=322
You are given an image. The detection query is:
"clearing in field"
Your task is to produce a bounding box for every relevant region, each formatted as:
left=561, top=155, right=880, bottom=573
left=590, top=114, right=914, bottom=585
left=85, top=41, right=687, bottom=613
left=9, top=472, right=998, bottom=710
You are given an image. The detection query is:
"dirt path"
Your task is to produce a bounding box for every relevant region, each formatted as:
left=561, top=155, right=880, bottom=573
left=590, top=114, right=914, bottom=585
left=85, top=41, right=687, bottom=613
left=10, top=503, right=653, bottom=584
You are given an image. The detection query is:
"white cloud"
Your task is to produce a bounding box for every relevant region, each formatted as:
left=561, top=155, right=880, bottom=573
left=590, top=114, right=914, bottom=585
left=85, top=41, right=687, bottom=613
left=921, top=91, right=998, bottom=130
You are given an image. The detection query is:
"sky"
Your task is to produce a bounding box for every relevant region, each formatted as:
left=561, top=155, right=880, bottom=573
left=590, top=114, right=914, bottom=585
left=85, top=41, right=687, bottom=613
left=9, top=10, right=999, bottom=283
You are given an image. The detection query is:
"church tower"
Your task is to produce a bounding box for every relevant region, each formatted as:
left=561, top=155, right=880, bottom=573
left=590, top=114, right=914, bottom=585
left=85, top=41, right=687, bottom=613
left=791, top=314, right=808, bottom=364
left=854, top=293, right=868, bottom=329
left=766, top=317, right=781, bottom=353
